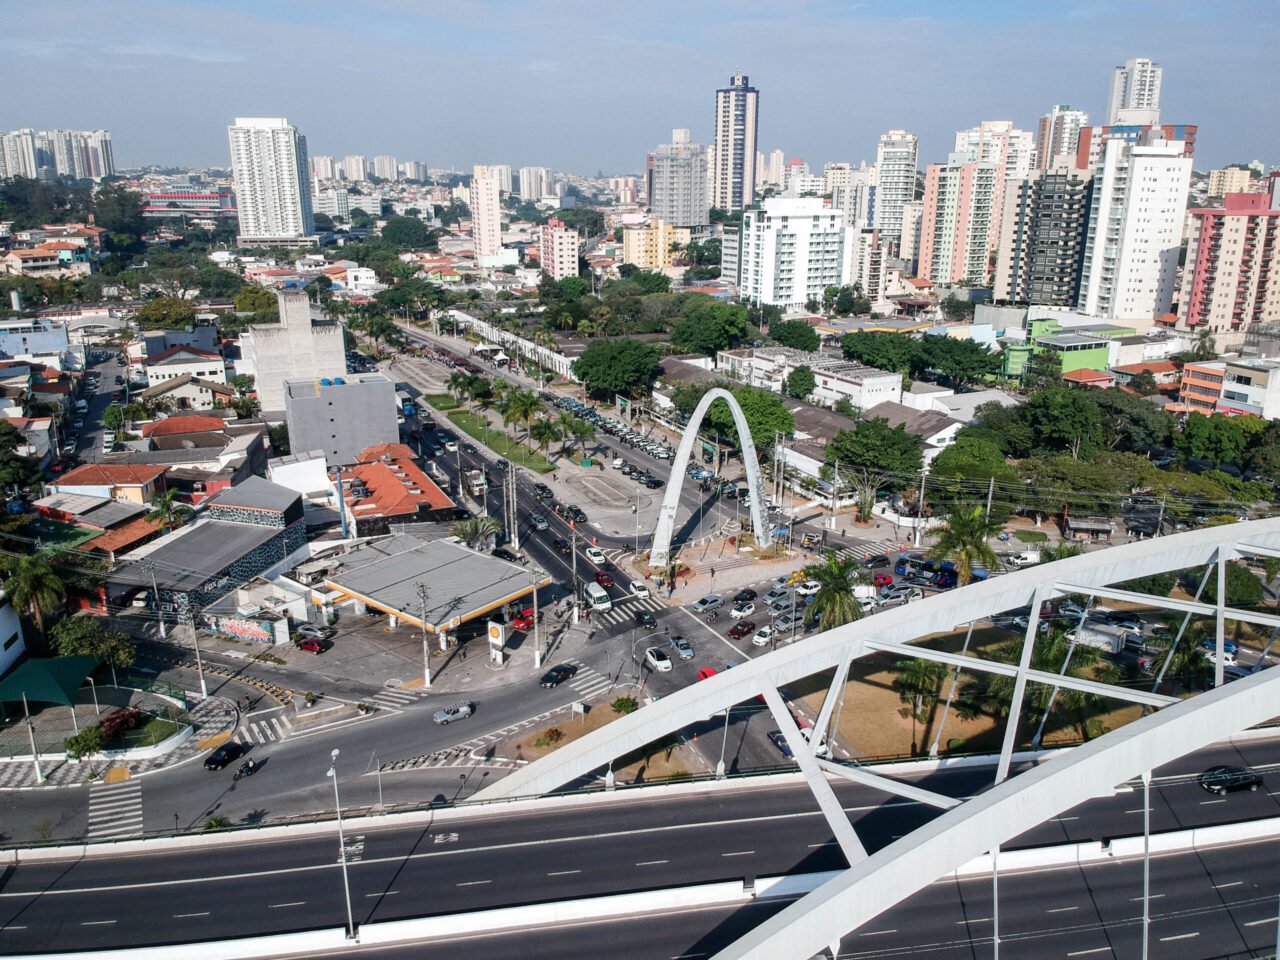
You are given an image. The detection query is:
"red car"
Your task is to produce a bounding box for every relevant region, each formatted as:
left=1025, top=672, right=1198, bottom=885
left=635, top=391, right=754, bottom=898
left=511, top=607, right=536, bottom=631
left=697, top=668, right=718, bottom=682
left=873, top=572, right=894, bottom=588
left=594, top=571, right=614, bottom=587
left=296, top=638, right=326, bottom=655
left=728, top=620, right=757, bottom=640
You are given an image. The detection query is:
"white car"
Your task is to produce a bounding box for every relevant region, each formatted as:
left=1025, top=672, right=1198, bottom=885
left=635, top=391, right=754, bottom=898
left=444, top=440, right=458, bottom=452
left=730, top=600, right=755, bottom=619
left=794, top=579, right=821, bottom=597
left=644, top=647, right=672, bottom=673
left=585, top=546, right=606, bottom=565
left=612, top=458, right=625, bottom=469
left=752, top=625, right=774, bottom=647
left=856, top=596, right=877, bottom=614
left=630, top=580, right=650, bottom=599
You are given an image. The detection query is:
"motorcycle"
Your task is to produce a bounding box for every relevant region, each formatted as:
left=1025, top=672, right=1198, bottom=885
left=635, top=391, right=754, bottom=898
left=232, top=760, right=257, bottom=782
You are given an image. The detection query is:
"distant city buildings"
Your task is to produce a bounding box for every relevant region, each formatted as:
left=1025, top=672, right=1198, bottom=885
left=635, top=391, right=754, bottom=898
left=711, top=73, right=759, bottom=211
left=1207, top=166, right=1257, bottom=198
left=622, top=219, right=690, bottom=273
left=519, top=166, right=551, bottom=202
left=1035, top=105, right=1088, bottom=171
left=824, top=162, right=875, bottom=227
left=649, top=129, right=710, bottom=227
left=470, top=164, right=503, bottom=261
left=487, top=164, right=513, bottom=194
left=872, top=129, right=918, bottom=244
left=310, top=155, right=336, bottom=180
left=226, top=117, right=316, bottom=247
left=372, top=155, right=398, bottom=180
left=953, top=120, right=1035, bottom=179
left=538, top=218, right=579, bottom=280
left=0, top=128, right=114, bottom=181
left=342, top=155, right=368, bottom=181
left=1107, top=56, right=1162, bottom=124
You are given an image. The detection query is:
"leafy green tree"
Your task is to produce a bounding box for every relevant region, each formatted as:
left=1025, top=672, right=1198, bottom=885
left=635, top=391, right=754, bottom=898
left=92, top=184, right=146, bottom=251
left=802, top=553, right=866, bottom=632
left=228, top=374, right=255, bottom=397
left=930, top=434, right=1021, bottom=523
left=133, top=297, right=196, bottom=330
left=572, top=338, right=660, bottom=397
left=3, top=554, right=65, bottom=643
left=624, top=270, right=670, bottom=294
left=451, top=515, right=502, bottom=548
left=670, top=301, right=749, bottom=355
left=380, top=215, right=435, bottom=248
left=233, top=285, right=277, bottom=314
left=1091, top=390, right=1176, bottom=452
left=1022, top=347, right=1063, bottom=392
left=892, top=659, right=949, bottom=754
left=833, top=285, right=871, bottom=317
left=1020, top=387, right=1105, bottom=459
left=826, top=418, right=923, bottom=476
left=928, top=504, right=1001, bottom=584
left=833, top=397, right=857, bottom=418
left=770, top=320, right=820, bottom=352
left=268, top=423, right=290, bottom=455
left=50, top=616, right=136, bottom=669
left=1197, top=562, right=1265, bottom=608
left=64, top=726, right=104, bottom=761
left=146, top=490, right=193, bottom=532
left=101, top=404, right=125, bottom=434
left=530, top=419, right=561, bottom=455
left=194, top=265, right=245, bottom=298
left=1174, top=412, right=1264, bottom=466
left=940, top=294, right=975, bottom=323
left=840, top=331, right=921, bottom=373
left=785, top=365, right=815, bottom=399
left=920, top=337, right=1001, bottom=389
left=0, top=421, right=43, bottom=493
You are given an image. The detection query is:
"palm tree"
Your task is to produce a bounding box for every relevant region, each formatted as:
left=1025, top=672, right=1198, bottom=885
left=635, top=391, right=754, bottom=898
left=571, top=418, right=597, bottom=458
left=802, top=553, right=865, bottom=632
left=451, top=516, right=502, bottom=549
left=557, top=412, right=577, bottom=456
left=928, top=504, right=1001, bottom=585
left=530, top=420, right=561, bottom=457
left=446, top=371, right=472, bottom=409
left=505, top=390, right=543, bottom=443
left=146, top=490, right=193, bottom=533
left=4, top=554, right=66, bottom=643
left=892, top=658, right=949, bottom=755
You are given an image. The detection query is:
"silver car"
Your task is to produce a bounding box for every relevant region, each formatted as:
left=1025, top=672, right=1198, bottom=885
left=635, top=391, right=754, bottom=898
left=691, top=595, right=724, bottom=614
left=433, top=701, right=474, bottom=725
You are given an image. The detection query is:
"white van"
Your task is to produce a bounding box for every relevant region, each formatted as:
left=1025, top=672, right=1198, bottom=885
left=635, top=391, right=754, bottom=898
left=584, top=581, right=612, bottom=613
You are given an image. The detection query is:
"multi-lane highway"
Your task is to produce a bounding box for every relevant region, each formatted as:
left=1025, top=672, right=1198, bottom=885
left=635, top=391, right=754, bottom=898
left=3, top=737, right=1278, bottom=953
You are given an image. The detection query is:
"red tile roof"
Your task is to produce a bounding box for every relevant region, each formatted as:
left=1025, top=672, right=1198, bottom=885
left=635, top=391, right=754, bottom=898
left=1061, top=368, right=1116, bottom=385
left=141, top=415, right=228, bottom=438
left=57, top=463, right=168, bottom=487
left=1111, top=361, right=1179, bottom=376
left=355, top=443, right=419, bottom=463
left=80, top=516, right=164, bottom=556
left=341, top=456, right=453, bottom=519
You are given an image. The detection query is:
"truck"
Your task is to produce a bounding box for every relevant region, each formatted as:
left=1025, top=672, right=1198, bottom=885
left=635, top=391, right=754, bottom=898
left=395, top=389, right=416, bottom=419
left=464, top=469, right=487, bottom=497
left=1007, top=551, right=1041, bottom=568
left=1064, top=622, right=1130, bottom=654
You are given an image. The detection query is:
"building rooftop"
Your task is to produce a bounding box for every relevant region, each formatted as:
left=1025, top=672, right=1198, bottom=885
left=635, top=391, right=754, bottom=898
left=113, top=519, right=283, bottom=592
left=862, top=401, right=959, bottom=441
left=284, top=372, right=391, bottom=398
left=33, top=492, right=147, bottom=529
left=209, top=475, right=299, bottom=513
left=147, top=345, right=222, bottom=365
left=141, top=415, right=229, bottom=438
left=341, top=456, right=453, bottom=519
left=138, top=375, right=233, bottom=400
left=55, top=463, right=168, bottom=487
left=1037, top=333, right=1109, bottom=349
left=322, top=534, right=550, bottom=633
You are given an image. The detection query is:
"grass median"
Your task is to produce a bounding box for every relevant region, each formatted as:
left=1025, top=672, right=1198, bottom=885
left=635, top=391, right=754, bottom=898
left=447, top=411, right=557, bottom=474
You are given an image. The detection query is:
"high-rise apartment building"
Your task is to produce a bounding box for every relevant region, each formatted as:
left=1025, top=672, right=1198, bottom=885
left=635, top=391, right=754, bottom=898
left=342, top=155, right=368, bottom=181
left=310, top=155, right=336, bottom=180
left=993, top=161, right=1094, bottom=306
left=487, top=164, right=513, bottom=194
left=518, top=166, right=551, bottom=201
left=918, top=155, right=1000, bottom=285
left=711, top=73, right=759, bottom=211
left=649, top=129, right=709, bottom=227
left=470, top=164, right=503, bottom=261
left=1077, top=133, right=1191, bottom=322
left=954, top=121, right=1035, bottom=179
left=226, top=117, right=315, bottom=247
left=0, top=128, right=114, bottom=181
left=1076, top=123, right=1197, bottom=170
left=1207, top=166, right=1256, bottom=198
left=1176, top=193, right=1280, bottom=343
left=401, top=160, right=427, bottom=182
left=767, top=149, right=785, bottom=187
left=736, top=197, right=852, bottom=310
left=372, top=155, right=398, bottom=180
left=1035, top=105, right=1088, bottom=171
left=899, top=201, right=923, bottom=275
left=622, top=219, right=692, bottom=273
left=1107, top=57, right=1162, bottom=125
left=538, top=218, right=579, bottom=281
left=848, top=228, right=890, bottom=303
left=872, top=129, right=918, bottom=243
left=824, top=161, right=875, bottom=227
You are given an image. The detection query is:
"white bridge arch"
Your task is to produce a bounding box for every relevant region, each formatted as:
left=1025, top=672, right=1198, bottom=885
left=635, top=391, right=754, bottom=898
left=649, top=387, right=770, bottom=567
left=476, top=518, right=1280, bottom=959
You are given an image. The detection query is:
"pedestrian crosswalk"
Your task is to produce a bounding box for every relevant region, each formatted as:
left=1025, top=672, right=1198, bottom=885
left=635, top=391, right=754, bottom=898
left=238, top=711, right=293, bottom=744
left=369, top=685, right=426, bottom=710
left=594, top=594, right=666, bottom=628
left=87, top=779, right=143, bottom=841
left=829, top=540, right=884, bottom=563
left=562, top=658, right=613, bottom=699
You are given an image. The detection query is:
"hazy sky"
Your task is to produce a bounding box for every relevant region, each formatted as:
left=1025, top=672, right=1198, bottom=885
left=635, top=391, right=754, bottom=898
left=4, top=0, right=1276, bottom=174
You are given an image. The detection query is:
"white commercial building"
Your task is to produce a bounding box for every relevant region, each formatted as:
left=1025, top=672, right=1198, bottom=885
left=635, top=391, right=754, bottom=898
left=1077, top=133, right=1191, bottom=324
left=239, top=288, right=346, bottom=411
left=872, top=129, right=918, bottom=243
left=954, top=120, right=1035, bottom=180
left=310, top=155, right=336, bottom=180
left=1035, top=105, right=1089, bottom=171
left=471, top=164, right=503, bottom=262
left=717, top=346, right=902, bottom=410
left=1108, top=57, right=1162, bottom=125
left=712, top=73, right=759, bottom=211
left=227, top=117, right=315, bottom=247
left=736, top=197, right=853, bottom=310
left=650, top=130, right=710, bottom=227
left=767, top=149, right=786, bottom=187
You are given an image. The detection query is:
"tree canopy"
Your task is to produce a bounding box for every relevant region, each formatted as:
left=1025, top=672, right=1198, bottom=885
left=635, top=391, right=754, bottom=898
left=826, top=417, right=923, bottom=476
left=785, top=365, right=815, bottom=399
left=770, top=320, right=820, bottom=352
left=671, top=382, right=794, bottom=449
left=380, top=215, right=436, bottom=249
left=670, top=301, right=749, bottom=355
left=133, top=296, right=196, bottom=330
left=572, top=338, right=661, bottom=397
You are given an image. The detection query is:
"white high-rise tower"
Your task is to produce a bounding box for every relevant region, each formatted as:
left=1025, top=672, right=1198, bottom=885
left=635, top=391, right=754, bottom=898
left=227, top=117, right=315, bottom=247
left=1107, top=57, right=1163, bottom=124
left=712, top=73, right=759, bottom=211
left=872, top=129, right=919, bottom=243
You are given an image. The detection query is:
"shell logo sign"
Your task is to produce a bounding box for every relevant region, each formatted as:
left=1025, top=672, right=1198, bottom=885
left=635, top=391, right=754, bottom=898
left=488, top=622, right=505, bottom=647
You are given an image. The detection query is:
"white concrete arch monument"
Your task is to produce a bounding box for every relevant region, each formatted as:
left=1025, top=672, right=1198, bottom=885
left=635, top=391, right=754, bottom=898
left=649, top=387, right=770, bottom=568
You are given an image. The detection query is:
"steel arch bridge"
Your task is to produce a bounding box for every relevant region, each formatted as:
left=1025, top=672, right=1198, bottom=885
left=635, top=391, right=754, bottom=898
left=475, top=518, right=1280, bottom=959
left=649, top=387, right=770, bottom=567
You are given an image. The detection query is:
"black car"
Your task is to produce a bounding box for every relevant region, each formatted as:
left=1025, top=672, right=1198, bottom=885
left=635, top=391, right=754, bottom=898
left=905, top=572, right=934, bottom=588
left=492, top=547, right=521, bottom=563
left=733, top=588, right=758, bottom=602
left=643, top=477, right=664, bottom=489
left=533, top=483, right=553, bottom=501
left=204, top=741, right=246, bottom=771
left=553, top=537, right=572, bottom=556
left=461, top=443, right=477, bottom=454
left=863, top=554, right=891, bottom=569
left=567, top=506, right=588, bottom=523
left=634, top=609, right=657, bottom=629
left=1198, top=765, right=1263, bottom=795
left=539, top=664, right=578, bottom=688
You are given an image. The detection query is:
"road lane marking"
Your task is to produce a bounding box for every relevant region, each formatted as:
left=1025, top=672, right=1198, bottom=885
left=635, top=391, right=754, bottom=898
left=457, top=880, right=491, bottom=887
left=0, top=926, right=26, bottom=931
left=1130, top=894, right=1165, bottom=901
left=1066, top=949, right=1112, bottom=957
left=269, top=902, right=306, bottom=908
left=1213, top=881, right=1243, bottom=889
left=1123, top=808, right=1151, bottom=814
left=1053, top=816, right=1080, bottom=822
left=1199, top=799, right=1227, bottom=805
left=1047, top=906, right=1079, bottom=913
left=636, top=860, right=669, bottom=866
left=721, top=850, right=754, bottom=857
left=1159, top=933, right=1199, bottom=942
left=859, top=929, right=897, bottom=937
left=547, top=869, right=582, bottom=876
left=957, top=917, right=991, bottom=924
left=366, top=891, right=398, bottom=897
left=173, top=912, right=209, bottom=918
left=1245, top=918, right=1274, bottom=927
left=80, top=921, right=116, bottom=926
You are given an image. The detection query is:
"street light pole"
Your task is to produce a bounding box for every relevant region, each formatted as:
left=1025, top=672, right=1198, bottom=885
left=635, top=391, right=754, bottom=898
left=327, top=748, right=356, bottom=940
left=416, top=583, right=432, bottom=689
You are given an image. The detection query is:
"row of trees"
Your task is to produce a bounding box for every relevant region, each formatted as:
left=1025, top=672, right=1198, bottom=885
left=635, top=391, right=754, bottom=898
left=444, top=372, right=600, bottom=460
left=840, top=331, right=1003, bottom=390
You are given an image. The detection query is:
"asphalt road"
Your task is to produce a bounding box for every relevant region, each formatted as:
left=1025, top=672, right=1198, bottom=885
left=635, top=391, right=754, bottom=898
left=3, top=740, right=1279, bottom=953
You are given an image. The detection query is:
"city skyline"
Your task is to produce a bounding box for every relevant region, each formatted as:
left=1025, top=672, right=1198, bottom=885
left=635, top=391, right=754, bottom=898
left=2, top=0, right=1277, bottom=174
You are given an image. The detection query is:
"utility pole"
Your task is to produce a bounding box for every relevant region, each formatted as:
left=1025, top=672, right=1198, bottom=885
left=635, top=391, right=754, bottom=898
left=149, top=566, right=168, bottom=640
left=531, top=567, right=542, bottom=668
left=984, top=476, right=995, bottom=522
left=1154, top=494, right=1167, bottom=538
left=913, top=466, right=929, bottom=549
left=570, top=525, right=579, bottom=623
left=416, top=583, right=432, bottom=689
